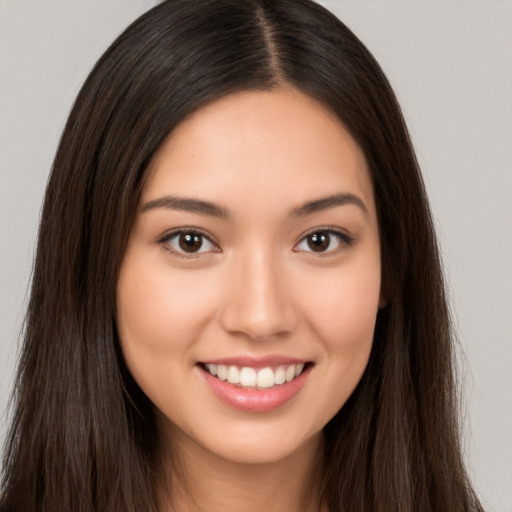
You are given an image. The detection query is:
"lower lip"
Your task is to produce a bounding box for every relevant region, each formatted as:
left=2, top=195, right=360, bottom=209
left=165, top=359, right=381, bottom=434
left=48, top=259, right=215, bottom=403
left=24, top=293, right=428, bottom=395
left=199, top=365, right=311, bottom=412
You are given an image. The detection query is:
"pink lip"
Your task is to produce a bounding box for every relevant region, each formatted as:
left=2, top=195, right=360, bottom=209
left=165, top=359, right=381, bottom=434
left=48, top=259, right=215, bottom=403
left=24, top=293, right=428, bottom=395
left=200, top=355, right=309, bottom=369
left=198, top=363, right=311, bottom=413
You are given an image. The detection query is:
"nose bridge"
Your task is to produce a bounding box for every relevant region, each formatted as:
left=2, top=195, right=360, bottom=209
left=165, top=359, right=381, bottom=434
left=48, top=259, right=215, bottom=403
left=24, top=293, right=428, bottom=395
left=220, top=244, right=296, bottom=340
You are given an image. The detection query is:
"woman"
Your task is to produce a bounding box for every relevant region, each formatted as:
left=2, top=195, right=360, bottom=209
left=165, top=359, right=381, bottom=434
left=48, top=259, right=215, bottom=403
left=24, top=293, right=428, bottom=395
left=0, top=0, right=484, bottom=510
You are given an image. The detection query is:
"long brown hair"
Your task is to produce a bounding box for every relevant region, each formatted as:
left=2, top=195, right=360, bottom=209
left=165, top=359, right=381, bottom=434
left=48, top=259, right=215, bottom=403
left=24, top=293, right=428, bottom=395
left=1, top=0, right=483, bottom=510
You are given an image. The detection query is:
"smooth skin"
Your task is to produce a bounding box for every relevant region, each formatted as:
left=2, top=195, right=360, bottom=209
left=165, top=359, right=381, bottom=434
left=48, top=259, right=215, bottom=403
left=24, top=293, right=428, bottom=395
left=117, top=87, right=383, bottom=512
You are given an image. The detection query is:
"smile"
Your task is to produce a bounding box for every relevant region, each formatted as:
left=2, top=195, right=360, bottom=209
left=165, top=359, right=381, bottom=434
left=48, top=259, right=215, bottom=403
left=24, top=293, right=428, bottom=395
left=203, top=363, right=306, bottom=389
left=198, top=360, right=312, bottom=412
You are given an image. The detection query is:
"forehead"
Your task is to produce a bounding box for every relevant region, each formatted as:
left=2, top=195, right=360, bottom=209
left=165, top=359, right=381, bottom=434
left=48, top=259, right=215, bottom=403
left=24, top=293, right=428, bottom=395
left=143, top=88, right=375, bottom=218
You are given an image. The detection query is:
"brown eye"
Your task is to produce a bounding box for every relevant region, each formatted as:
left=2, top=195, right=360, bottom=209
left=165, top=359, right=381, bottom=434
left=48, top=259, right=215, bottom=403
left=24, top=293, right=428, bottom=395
left=307, top=232, right=330, bottom=252
left=179, top=233, right=204, bottom=252
left=162, top=230, right=217, bottom=255
left=295, top=229, right=351, bottom=254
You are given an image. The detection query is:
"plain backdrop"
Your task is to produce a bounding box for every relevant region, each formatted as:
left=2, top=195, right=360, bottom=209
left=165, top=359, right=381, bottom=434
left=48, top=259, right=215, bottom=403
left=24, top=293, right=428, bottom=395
left=0, top=1, right=510, bottom=510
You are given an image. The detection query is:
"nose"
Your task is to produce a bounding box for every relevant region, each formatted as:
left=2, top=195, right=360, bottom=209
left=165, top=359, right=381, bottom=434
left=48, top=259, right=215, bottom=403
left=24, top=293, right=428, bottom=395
left=219, top=249, right=298, bottom=341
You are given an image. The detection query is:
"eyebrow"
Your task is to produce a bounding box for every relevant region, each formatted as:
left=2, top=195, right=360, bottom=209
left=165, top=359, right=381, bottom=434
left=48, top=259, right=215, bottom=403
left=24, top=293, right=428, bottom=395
left=141, top=192, right=368, bottom=219
left=142, top=195, right=231, bottom=218
left=290, top=193, right=368, bottom=217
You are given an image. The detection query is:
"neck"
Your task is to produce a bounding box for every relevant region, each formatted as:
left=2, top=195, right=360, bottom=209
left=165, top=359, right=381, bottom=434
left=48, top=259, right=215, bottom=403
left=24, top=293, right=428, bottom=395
left=155, top=426, right=327, bottom=512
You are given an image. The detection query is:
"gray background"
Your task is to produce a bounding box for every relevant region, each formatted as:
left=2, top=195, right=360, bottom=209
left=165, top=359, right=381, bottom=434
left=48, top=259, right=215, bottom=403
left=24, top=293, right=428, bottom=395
left=0, top=1, right=510, bottom=510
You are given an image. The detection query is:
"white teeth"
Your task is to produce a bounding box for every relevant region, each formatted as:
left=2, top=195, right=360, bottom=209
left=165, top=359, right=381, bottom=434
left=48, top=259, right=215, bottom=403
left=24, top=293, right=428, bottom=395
left=227, top=366, right=240, bottom=384
left=239, top=367, right=257, bottom=387
left=257, top=367, right=274, bottom=388
left=216, top=364, right=227, bottom=381
left=205, top=363, right=307, bottom=389
left=205, top=363, right=217, bottom=376
left=274, top=366, right=286, bottom=385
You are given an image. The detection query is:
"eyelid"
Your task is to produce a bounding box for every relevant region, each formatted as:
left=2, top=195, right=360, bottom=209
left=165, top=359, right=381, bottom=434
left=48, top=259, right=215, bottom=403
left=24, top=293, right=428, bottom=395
left=293, top=226, right=355, bottom=255
left=157, top=227, right=220, bottom=258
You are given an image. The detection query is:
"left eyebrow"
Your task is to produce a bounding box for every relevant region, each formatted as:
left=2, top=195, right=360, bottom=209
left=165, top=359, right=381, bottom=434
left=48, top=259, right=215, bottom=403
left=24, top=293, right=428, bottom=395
left=141, top=195, right=231, bottom=219
left=290, top=193, right=368, bottom=217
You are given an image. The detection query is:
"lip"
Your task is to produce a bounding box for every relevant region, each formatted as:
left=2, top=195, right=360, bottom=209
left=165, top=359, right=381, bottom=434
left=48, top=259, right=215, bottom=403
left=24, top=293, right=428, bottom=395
left=200, top=355, right=309, bottom=370
left=197, top=361, right=312, bottom=413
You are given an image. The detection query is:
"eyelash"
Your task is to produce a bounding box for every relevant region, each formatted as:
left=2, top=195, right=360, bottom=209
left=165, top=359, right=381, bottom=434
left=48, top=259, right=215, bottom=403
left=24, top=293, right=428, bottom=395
left=158, top=228, right=219, bottom=259
left=157, top=226, right=354, bottom=259
left=294, top=227, right=355, bottom=256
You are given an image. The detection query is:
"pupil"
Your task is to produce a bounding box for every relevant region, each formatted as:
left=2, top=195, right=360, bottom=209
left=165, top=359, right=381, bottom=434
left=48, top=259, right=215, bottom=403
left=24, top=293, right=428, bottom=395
left=308, top=232, right=329, bottom=252
left=179, top=233, right=202, bottom=252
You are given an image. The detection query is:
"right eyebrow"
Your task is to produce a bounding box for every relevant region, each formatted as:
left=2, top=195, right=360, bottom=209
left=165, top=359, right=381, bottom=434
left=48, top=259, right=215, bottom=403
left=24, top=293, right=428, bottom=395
left=289, top=192, right=368, bottom=218
left=141, top=195, right=231, bottom=219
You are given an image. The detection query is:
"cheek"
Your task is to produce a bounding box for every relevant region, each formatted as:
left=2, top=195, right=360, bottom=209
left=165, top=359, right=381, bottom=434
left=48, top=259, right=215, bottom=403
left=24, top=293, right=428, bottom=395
left=115, top=255, right=225, bottom=408
left=117, top=258, right=217, bottom=354
left=324, top=281, right=379, bottom=349
left=296, top=254, right=381, bottom=415
left=301, top=261, right=381, bottom=347
left=116, top=253, right=225, bottom=421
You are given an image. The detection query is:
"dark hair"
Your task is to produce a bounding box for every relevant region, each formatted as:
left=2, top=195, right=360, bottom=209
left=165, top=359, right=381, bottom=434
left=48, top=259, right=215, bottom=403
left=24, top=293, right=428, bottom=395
left=1, top=0, right=483, bottom=510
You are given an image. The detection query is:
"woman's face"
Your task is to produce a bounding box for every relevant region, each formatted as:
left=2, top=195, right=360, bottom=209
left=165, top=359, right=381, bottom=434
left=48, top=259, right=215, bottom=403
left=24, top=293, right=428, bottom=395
left=117, top=88, right=382, bottom=465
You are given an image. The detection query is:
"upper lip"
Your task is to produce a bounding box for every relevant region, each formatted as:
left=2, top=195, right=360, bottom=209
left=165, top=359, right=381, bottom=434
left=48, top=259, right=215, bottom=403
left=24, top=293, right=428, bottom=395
left=199, top=355, right=311, bottom=369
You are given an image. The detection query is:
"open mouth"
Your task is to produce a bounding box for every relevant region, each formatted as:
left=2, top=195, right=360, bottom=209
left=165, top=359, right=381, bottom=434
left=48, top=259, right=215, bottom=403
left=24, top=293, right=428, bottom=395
left=198, top=362, right=313, bottom=390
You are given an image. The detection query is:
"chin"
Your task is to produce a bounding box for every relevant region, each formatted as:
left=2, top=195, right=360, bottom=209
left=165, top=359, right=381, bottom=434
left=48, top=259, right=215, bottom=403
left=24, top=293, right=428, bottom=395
left=174, top=414, right=325, bottom=467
